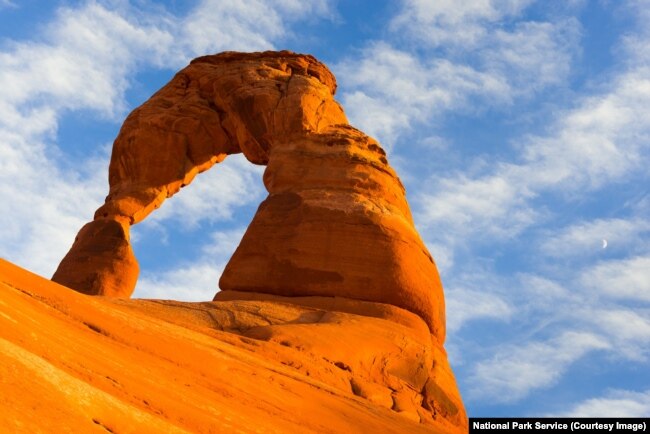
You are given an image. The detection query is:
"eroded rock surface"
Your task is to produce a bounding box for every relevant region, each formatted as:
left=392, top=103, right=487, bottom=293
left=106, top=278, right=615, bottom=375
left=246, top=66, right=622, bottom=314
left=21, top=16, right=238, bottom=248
left=3, top=259, right=466, bottom=433
left=49, top=51, right=467, bottom=432
left=53, top=50, right=445, bottom=340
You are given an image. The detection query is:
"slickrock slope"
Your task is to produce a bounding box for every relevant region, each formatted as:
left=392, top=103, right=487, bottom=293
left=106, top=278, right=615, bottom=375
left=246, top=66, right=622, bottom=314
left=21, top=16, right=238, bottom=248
left=1, top=259, right=465, bottom=433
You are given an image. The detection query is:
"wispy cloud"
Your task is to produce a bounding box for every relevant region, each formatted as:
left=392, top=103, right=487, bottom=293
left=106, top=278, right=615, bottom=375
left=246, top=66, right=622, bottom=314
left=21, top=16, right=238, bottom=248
left=445, top=286, right=513, bottom=333
left=482, top=19, right=580, bottom=92
left=515, top=274, right=573, bottom=313
left=336, top=1, right=579, bottom=146
left=469, top=331, right=610, bottom=402
left=580, top=256, right=650, bottom=302
left=0, top=138, right=108, bottom=274
left=418, top=169, right=538, bottom=242
left=144, top=154, right=265, bottom=230
left=558, top=389, right=650, bottom=417
left=344, top=0, right=647, bottom=253
left=135, top=262, right=224, bottom=301
left=454, top=257, right=650, bottom=401
left=336, top=42, right=509, bottom=145
left=167, top=0, right=335, bottom=66
left=586, top=308, right=650, bottom=361
left=134, top=227, right=247, bottom=300
left=540, top=217, right=650, bottom=258
left=417, top=44, right=650, bottom=246
left=0, top=4, right=172, bottom=117
left=390, top=0, right=536, bottom=49
left=0, top=3, right=176, bottom=275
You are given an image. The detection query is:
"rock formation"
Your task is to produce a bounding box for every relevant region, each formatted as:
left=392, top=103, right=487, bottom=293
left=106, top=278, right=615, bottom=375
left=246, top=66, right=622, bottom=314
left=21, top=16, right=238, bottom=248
left=49, top=51, right=467, bottom=432
left=52, top=50, right=445, bottom=340
left=3, top=259, right=465, bottom=433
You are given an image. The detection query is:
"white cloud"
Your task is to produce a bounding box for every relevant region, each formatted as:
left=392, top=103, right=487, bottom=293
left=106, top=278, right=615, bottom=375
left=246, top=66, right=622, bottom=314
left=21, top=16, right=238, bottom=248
left=445, top=287, right=513, bottom=333
left=146, top=154, right=265, bottom=230
left=175, top=0, right=282, bottom=61
left=336, top=3, right=579, bottom=146
left=0, top=134, right=108, bottom=275
left=0, top=3, right=171, bottom=276
left=540, top=218, right=650, bottom=258
left=517, top=274, right=570, bottom=304
left=336, top=42, right=509, bottom=145
left=580, top=256, right=650, bottom=302
left=350, top=1, right=646, bottom=248
left=417, top=169, right=538, bottom=241
left=520, top=71, right=650, bottom=190
left=482, top=19, right=580, bottom=92
left=589, top=309, right=650, bottom=360
left=450, top=263, right=650, bottom=403
left=272, top=0, right=332, bottom=17
left=508, top=271, right=650, bottom=360
left=559, top=389, right=650, bottom=417
left=470, top=331, right=610, bottom=402
left=391, top=0, right=535, bottom=49
left=133, top=227, right=247, bottom=300
left=135, top=262, right=223, bottom=301
left=202, top=228, right=249, bottom=258
left=169, top=0, right=334, bottom=65
left=423, top=73, right=650, bottom=244
left=0, top=3, right=173, bottom=117
left=417, top=61, right=650, bottom=244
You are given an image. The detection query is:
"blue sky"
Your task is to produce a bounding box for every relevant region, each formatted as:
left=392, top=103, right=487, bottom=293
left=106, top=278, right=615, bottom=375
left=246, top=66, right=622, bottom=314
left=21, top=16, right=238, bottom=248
left=1, top=0, right=649, bottom=418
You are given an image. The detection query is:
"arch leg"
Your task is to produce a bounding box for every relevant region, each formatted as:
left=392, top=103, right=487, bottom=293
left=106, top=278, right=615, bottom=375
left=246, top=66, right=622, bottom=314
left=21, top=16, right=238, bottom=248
left=52, top=70, right=238, bottom=296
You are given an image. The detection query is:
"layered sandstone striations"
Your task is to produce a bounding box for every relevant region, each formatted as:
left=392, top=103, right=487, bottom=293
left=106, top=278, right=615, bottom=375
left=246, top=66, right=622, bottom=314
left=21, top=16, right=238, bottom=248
left=49, top=51, right=467, bottom=432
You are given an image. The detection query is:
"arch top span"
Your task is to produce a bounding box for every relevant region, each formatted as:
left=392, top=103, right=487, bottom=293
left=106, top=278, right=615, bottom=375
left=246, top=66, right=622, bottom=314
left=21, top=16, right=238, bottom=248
left=93, top=50, right=347, bottom=227
left=190, top=50, right=339, bottom=95
left=52, top=50, right=446, bottom=342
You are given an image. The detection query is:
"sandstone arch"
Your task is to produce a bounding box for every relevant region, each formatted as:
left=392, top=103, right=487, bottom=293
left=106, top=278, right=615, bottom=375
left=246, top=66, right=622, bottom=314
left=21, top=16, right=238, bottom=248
left=52, top=51, right=446, bottom=342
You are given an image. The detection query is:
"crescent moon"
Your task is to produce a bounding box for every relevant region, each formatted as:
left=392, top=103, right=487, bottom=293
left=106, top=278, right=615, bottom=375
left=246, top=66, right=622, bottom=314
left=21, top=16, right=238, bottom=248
left=602, top=239, right=608, bottom=249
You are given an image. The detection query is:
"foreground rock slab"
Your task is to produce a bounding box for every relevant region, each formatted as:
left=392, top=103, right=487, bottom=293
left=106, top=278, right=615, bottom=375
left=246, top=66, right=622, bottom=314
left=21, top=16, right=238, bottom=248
left=2, top=259, right=466, bottom=433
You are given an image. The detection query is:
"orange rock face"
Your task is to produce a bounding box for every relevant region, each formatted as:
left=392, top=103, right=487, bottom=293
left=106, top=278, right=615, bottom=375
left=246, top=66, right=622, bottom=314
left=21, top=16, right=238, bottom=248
left=219, top=124, right=446, bottom=342
left=53, top=50, right=445, bottom=338
left=52, top=219, right=138, bottom=297
left=48, top=51, right=467, bottom=432
left=3, top=259, right=466, bottom=433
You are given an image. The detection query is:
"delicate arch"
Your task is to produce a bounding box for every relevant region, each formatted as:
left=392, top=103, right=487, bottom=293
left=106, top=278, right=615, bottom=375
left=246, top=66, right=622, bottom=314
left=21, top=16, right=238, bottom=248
left=52, top=51, right=446, bottom=340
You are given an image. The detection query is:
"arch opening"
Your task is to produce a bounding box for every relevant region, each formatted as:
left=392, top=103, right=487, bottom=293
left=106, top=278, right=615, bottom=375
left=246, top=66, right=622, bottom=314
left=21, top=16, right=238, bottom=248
left=129, top=154, right=265, bottom=301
